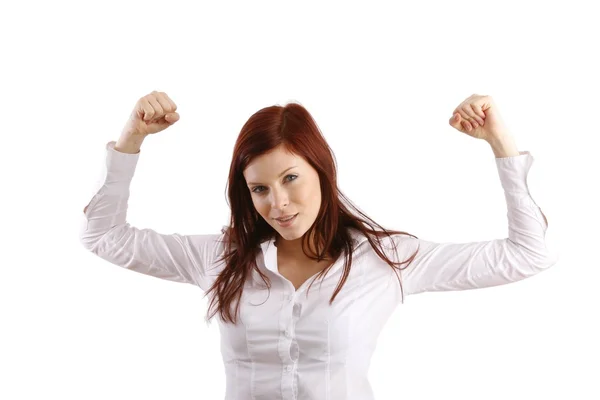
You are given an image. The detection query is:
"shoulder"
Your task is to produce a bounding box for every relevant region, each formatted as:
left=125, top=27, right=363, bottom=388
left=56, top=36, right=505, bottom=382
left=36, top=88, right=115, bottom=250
left=352, top=229, right=420, bottom=261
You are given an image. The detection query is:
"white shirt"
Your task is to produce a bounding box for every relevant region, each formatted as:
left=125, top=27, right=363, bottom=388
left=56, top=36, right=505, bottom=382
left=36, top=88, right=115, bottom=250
left=80, top=140, right=557, bottom=400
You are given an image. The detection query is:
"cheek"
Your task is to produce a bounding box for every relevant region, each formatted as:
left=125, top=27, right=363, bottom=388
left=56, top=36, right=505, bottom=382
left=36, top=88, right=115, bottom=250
left=297, top=181, right=321, bottom=207
left=253, top=198, right=270, bottom=218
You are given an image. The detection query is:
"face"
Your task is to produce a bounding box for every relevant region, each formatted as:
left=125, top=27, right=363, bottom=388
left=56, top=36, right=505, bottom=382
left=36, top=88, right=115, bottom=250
left=243, top=145, right=322, bottom=243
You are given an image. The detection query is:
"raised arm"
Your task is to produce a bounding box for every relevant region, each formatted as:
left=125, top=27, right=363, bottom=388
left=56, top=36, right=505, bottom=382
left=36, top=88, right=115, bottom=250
left=79, top=140, right=226, bottom=290
left=394, top=149, right=556, bottom=296
left=79, top=92, right=226, bottom=290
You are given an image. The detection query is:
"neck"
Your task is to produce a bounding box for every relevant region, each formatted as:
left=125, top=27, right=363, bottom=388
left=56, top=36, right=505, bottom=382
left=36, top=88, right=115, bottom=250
left=275, top=232, right=331, bottom=261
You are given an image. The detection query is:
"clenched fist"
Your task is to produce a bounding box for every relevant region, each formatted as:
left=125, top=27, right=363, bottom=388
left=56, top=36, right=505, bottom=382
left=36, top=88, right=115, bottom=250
left=122, top=91, right=180, bottom=136
left=448, top=94, right=510, bottom=143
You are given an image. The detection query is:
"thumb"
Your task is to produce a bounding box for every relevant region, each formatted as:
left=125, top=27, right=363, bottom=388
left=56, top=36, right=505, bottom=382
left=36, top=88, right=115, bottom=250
left=449, top=113, right=461, bottom=128
left=165, top=112, right=180, bottom=123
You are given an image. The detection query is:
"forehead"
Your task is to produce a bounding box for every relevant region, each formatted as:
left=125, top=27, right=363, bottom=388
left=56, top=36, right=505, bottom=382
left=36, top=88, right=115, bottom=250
left=243, top=146, right=305, bottom=180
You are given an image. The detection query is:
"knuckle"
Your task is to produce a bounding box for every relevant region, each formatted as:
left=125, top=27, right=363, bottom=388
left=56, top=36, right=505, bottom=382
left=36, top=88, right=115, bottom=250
left=156, top=93, right=172, bottom=112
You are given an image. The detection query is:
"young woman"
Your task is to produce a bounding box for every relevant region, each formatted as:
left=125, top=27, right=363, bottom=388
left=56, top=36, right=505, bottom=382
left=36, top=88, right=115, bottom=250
left=80, top=91, right=555, bottom=400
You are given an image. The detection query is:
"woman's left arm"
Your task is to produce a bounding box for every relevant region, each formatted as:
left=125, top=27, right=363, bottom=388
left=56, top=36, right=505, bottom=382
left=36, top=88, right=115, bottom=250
left=396, top=147, right=556, bottom=296
left=392, top=95, right=556, bottom=295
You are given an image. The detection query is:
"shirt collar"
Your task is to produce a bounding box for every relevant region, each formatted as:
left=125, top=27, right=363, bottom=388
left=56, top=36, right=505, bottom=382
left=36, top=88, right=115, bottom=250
left=259, top=227, right=368, bottom=274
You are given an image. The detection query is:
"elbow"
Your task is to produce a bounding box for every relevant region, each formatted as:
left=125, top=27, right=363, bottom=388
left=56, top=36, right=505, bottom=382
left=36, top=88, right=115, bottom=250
left=536, top=251, right=559, bottom=270
left=525, top=250, right=558, bottom=276
left=79, top=220, right=105, bottom=252
left=509, top=238, right=558, bottom=276
left=79, top=232, right=100, bottom=252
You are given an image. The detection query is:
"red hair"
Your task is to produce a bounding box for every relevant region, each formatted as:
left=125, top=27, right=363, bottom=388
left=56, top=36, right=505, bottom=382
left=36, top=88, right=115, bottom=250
left=204, top=101, right=420, bottom=324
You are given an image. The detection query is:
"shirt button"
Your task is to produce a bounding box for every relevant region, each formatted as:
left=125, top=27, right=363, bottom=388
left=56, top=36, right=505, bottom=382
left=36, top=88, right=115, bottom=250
left=286, top=365, right=293, bottom=372
left=285, top=329, right=291, bottom=338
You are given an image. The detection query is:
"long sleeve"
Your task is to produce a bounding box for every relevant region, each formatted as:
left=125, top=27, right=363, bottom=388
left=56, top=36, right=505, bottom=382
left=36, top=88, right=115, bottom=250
left=79, top=141, right=225, bottom=291
left=394, top=150, right=557, bottom=296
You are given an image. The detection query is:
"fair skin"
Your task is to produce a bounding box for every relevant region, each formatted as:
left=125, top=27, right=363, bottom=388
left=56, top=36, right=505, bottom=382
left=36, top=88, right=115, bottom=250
left=243, top=145, right=330, bottom=263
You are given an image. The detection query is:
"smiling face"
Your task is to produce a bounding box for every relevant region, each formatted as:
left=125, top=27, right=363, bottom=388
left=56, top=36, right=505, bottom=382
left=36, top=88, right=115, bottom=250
left=243, top=145, right=322, bottom=245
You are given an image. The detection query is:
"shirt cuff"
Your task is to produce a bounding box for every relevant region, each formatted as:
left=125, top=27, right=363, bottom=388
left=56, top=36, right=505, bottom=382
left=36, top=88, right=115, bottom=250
left=104, top=140, right=140, bottom=183
left=495, top=150, right=534, bottom=193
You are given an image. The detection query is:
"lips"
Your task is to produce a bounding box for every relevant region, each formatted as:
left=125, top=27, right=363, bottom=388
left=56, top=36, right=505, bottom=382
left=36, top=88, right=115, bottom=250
left=275, top=213, right=298, bottom=221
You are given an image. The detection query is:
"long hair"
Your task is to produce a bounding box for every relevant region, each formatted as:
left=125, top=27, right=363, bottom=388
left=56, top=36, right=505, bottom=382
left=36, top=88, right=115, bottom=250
left=204, top=101, right=420, bottom=324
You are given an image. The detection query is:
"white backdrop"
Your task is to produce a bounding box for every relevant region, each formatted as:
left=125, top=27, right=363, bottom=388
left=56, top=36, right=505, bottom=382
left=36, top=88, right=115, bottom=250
left=2, top=0, right=598, bottom=399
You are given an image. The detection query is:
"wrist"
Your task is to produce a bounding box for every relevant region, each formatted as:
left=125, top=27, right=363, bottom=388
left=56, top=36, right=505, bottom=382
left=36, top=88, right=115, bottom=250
left=115, top=132, right=146, bottom=154
left=487, top=134, right=519, bottom=158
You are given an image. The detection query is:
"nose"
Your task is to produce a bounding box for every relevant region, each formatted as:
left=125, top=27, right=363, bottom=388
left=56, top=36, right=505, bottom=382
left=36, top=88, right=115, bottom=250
left=270, top=187, right=289, bottom=211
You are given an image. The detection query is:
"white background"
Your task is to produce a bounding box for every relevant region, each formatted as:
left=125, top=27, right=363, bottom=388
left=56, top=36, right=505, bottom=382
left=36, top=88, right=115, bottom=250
left=2, top=0, right=599, bottom=399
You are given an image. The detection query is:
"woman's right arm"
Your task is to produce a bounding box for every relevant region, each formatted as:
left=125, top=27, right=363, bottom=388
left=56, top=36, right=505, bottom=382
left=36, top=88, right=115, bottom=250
left=79, top=139, right=226, bottom=291
left=79, top=91, right=226, bottom=291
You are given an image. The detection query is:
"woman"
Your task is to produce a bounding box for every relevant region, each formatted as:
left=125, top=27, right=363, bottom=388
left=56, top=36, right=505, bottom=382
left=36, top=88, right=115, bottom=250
left=80, top=91, right=555, bottom=399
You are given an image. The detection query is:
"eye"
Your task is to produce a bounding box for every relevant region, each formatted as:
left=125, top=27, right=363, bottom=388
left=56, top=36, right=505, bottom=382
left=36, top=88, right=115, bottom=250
left=286, top=174, right=298, bottom=182
left=251, top=174, right=298, bottom=194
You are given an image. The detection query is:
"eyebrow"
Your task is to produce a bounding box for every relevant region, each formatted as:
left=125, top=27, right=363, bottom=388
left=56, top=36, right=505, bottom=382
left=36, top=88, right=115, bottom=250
left=247, top=166, right=298, bottom=186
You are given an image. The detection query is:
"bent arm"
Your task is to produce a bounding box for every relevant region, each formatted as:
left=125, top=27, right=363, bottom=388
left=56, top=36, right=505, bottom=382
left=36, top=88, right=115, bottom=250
left=79, top=141, right=225, bottom=290
left=395, top=150, right=557, bottom=296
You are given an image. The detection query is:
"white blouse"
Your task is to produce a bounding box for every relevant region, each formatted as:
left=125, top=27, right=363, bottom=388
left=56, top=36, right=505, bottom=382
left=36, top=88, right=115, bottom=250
left=79, top=140, right=557, bottom=400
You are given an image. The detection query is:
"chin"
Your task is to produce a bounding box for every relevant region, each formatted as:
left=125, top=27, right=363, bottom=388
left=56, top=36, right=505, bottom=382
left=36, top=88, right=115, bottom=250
left=276, top=229, right=298, bottom=240
left=274, top=226, right=305, bottom=241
